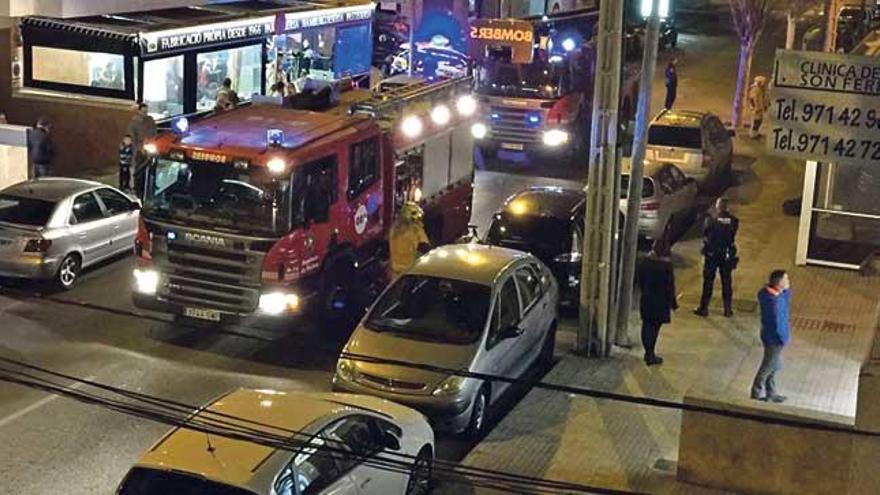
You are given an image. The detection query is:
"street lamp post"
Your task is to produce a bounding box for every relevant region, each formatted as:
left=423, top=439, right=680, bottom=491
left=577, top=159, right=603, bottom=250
left=577, top=0, right=625, bottom=357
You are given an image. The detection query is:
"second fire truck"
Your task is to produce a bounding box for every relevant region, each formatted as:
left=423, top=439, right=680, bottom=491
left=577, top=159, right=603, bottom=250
left=132, top=77, right=477, bottom=326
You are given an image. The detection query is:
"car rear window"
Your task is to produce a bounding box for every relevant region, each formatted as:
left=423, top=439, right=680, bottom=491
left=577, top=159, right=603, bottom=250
left=648, top=125, right=703, bottom=149
left=619, top=176, right=655, bottom=198
left=0, top=194, right=56, bottom=226
left=118, top=467, right=257, bottom=495
left=486, top=215, right=570, bottom=263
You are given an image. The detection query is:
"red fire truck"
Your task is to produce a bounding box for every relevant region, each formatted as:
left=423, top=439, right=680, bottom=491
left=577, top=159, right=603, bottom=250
left=132, top=77, right=477, bottom=325
left=469, top=9, right=641, bottom=164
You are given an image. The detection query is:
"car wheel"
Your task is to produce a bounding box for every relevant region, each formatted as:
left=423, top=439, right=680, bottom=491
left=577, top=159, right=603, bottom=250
left=466, top=386, right=490, bottom=438
left=406, top=446, right=433, bottom=495
left=55, top=254, right=81, bottom=290
left=539, top=322, right=557, bottom=367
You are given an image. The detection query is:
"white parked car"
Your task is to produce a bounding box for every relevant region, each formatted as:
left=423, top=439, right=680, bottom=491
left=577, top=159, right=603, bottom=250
left=620, top=162, right=698, bottom=242
left=646, top=109, right=733, bottom=188
left=333, top=244, right=559, bottom=437
left=0, top=178, right=139, bottom=289
left=117, top=390, right=435, bottom=495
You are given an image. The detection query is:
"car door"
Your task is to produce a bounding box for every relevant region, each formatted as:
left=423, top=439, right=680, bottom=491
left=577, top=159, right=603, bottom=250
left=69, top=191, right=112, bottom=266
left=273, top=433, right=358, bottom=495
left=483, top=274, right=523, bottom=401
left=667, top=165, right=696, bottom=218
left=323, top=414, right=406, bottom=495
left=513, top=263, right=549, bottom=369
left=94, top=187, right=139, bottom=256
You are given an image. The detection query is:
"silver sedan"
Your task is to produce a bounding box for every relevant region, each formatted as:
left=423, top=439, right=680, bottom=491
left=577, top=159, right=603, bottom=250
left=0, top=178, right=139, bottom=289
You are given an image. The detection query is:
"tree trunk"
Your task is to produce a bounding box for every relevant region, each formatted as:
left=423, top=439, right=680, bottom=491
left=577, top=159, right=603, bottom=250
left=786, top=11, right=797, bottom=50
left=732, top=41, right=755, bottom=128
left=825, top=0, right=839, bottom=52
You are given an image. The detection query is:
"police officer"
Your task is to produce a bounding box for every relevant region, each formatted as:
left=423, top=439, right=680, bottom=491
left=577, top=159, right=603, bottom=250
left=389, top=202, right=430, bottom=279
left=694, top=197, right=739, bottom=318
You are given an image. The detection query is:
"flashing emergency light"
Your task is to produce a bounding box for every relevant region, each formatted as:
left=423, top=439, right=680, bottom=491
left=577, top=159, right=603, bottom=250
left=402, top=116, right=423, bottom=138
left=431, top=105, right=451, bottom=126
left=549, top=55, right=564, bottom=64
left=456, top=95, right=477, bottom=117
left=527, top=113, right=541, bottom=126
left=172, top=116, right=189, bottom=134
left=561, top=38, right=576, bottom=52
left=267, top=128, right=284, bottom=147
left=143, top=143, right=158, bottom=154
left=267, top=158, right=287, bottom=175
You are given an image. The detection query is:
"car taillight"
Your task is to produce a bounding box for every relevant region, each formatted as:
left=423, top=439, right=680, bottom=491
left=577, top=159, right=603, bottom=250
left=23, top=239, right=52, bottom=253
left=640, top=201, right=660, bottom=211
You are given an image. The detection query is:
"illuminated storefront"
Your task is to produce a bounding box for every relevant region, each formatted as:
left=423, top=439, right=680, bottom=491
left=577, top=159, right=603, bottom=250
left=20, top=0, right=374, bottom=120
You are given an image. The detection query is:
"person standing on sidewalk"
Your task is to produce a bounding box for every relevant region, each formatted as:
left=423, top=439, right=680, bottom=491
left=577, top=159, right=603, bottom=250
left=694, top=197, right=739, bottom=318
left=637, top=239, right=678, bottom=366
left=127, top=103, right=157, bottom=198
left=751, top=270, right=791, bottom=403
left=118, top=134, right=134, bottom=191
left=664, top=57, right=678, bottom=110
left=748, top=76, right=769, bottom=138
left=27, top=116, right=54, bottom=178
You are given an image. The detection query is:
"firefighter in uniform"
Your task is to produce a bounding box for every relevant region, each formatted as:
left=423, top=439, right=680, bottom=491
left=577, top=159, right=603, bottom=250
left=389, top=202, right=430, bottom=279
left=694, top=197, right=739, bottom=318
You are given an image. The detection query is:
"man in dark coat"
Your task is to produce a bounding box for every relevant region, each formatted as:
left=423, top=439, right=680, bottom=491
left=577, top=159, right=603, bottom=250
left=636, top=239, right=678, bottom=366
left=27, top=116, right=54, bottom=178
left=126, top=103, right=157, bottom=198
left=664, top=57, right=678, bottom=110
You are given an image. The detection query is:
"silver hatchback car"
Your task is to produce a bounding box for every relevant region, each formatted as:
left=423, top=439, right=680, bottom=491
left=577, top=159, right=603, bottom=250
left=333, top=244, right=559, bottom=436
left=0, top=178, right=139, bottom=289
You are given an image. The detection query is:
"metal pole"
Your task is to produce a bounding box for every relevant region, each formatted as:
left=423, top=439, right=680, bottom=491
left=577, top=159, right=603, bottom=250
left=577, top=0, right=624, bottom=357
left=408, top=0, right=415, bottom=76
left=615, top=0, right=662, bottom=346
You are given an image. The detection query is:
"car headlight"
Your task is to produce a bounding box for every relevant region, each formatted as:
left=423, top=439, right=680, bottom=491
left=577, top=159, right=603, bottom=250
left=258, top=291, right=300, bottom=315
left=133, top=269, right=159, bottom=295
left=543, top=129, right=569, bottom=147
left=336, top=358, right=356, bottom=382
left=432, top=375, right=466, bottom=397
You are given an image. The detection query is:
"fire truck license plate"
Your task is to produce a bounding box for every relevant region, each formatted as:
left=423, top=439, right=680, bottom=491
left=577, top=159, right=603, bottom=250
left=501, top=142, right=524, bottom=151
left=184, top=307, right=221, bottom=322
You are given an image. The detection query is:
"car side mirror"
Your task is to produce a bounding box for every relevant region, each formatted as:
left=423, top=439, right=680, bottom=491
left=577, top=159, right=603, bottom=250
left=382, top=431, right=401, bottom=451
left=502, top=324, right=523, bottom=340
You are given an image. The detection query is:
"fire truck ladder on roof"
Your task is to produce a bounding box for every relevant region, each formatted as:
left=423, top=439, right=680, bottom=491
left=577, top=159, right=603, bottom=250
left=349, top=76, right=473, bottom=126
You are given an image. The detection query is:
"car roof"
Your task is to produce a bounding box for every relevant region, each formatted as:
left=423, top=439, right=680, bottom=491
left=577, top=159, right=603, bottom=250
left=1, top=178, right=104, bottom=201
left=408, top=243, right=530, bottom=285
left=651, top=109, right=708, bottom=128
left=501, top=187, right=583, bottom=219
left=136, top=389, right=376, bottom=488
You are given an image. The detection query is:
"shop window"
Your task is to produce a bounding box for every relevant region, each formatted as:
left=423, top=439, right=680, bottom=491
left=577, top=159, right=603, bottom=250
left=31, top=46, right=125, bottom=91
left=143, top=56, right=184, bottom=119
left=348, top=137, right=379, bottom=199
left=196, top=44, right=262, bottom=112
left=335, top=25, right=371, bottom=77
left=273, top=28, right=336, bottom=82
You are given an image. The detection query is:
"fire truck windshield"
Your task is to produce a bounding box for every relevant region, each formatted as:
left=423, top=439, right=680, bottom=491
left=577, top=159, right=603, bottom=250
left=478, top=61, right=567, bottom=99
left=143, top=158, right=291, bottom=235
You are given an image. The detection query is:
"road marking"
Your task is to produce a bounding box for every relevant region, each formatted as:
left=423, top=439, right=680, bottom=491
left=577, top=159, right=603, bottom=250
left=0, top=375, right=96, bottom=428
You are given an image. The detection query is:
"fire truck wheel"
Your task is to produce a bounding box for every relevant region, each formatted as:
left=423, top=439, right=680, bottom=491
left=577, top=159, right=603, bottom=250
left=319, top=255, right=359, bottom=330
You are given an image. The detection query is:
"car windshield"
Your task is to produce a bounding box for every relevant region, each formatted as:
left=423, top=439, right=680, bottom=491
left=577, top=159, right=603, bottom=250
left=648, top=125, right=703, bottom=149
left=486, top=214, right=570, bottom=263
left=478, top=61, right=565, bottom=99
left=0, top=194, right=56, bottom=226
left=118, top=467, right=256, bottom=495
left=144, top=158, right=290, bottom=235
left=619, top=176, right=656, bottom=198
left=365, top=275, right=490, bottom=344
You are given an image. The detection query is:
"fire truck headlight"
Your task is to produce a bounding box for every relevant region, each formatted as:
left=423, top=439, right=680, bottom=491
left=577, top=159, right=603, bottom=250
left=430, top=104, right=451, bottom=125
left=562, top=38, right=576, bottom=52
left=143, top=143, right=158, bottom=155
left=456, top=95, right=477, bottom=117
left=471, top=122, right=488, bottom=139
left=543, top=129, right=569, bottom=147
left=259, top=291, right=300, bottom=315
left=402, top=115, right=423, bottom=138
left=267, top=158, right=287, bottom=175
left=133, top=269, right=159, bottom=295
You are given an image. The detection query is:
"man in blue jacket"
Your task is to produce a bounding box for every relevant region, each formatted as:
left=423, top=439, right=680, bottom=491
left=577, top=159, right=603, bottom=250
left=751, top=269, right=791, bottom=402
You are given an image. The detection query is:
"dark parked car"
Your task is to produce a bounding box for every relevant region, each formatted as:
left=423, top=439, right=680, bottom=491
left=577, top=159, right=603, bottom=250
left=485, top=187, right=623, bottom=304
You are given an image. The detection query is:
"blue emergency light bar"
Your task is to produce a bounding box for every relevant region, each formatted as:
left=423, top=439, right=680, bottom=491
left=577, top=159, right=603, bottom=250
left=267, top=129, right=284, bottom=147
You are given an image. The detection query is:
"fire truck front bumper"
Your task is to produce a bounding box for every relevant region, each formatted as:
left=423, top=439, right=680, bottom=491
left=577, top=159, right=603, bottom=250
left=475, top=128, right=575, bottom=161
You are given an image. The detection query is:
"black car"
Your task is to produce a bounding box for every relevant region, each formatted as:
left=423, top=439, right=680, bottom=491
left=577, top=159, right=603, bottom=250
left=485, top=187, right=587, bottom=304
